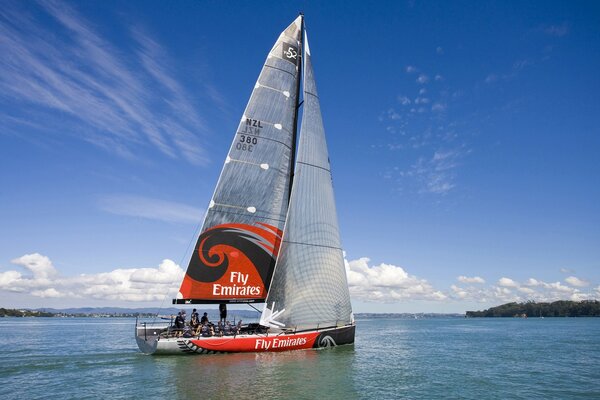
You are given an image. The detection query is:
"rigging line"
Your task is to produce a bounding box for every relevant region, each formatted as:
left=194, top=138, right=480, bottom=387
left=296, top=160, right=331, bottom=173
left=282, top=240, right=343, bottom=251
left=248, top=303, right=262, bottom=314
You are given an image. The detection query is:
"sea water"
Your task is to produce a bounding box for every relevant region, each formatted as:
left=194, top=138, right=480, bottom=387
left=0, top=317, right=599, bottom=399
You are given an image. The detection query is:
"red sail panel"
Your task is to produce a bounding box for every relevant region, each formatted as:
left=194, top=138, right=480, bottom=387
left=177, top=223, right=282, bottom=303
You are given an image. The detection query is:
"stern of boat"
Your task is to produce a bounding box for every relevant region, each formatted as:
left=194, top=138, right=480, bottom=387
left=135, top=318, right=169, bottom=354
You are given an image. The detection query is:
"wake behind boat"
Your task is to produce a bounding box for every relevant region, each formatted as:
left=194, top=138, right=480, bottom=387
left=135, top=14, right=355, bottom=355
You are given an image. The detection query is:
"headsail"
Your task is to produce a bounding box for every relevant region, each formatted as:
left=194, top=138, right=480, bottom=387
left=262, top=31, right=353, bottom=329
left=176, top=16, right=303, bottom=304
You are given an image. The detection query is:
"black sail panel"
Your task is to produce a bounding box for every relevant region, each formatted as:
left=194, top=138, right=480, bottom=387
left=176, top=16, right=303, bottom=304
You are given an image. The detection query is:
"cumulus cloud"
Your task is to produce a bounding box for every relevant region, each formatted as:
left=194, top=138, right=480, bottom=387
left=345, top=258, right=446, bottom=302
left=451, top=276, right=597, bottom=303
left=3, top=253, right=596, bottom=306
left=458, top=275, right=485, bottom=284
left=565, top=276, right=589, bottom=287
left=11, top=253, right=57, bottom=279
left=498, top=277, right=518, bottom=287
left=0, top=254, right=184, bottom=302
left=406, top=65, right=418, bottom=73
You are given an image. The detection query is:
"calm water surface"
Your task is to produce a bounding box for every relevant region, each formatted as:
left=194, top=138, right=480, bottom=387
left=0, top=317, right=598, bottom=399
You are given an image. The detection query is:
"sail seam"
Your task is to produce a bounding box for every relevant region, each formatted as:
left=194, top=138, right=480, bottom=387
left=207, top=208, right=287, bottom=223
left=235, top=133, right=292, bottom=150
left=282, top=240, right=342, bottom=251
left=239, top=117, right=293, bottom=135
left=277, top=35, right=300, bottom=46
left=264, top=63, right=295, bottom=77
left=304, top=91, right=319, bottom=99
left=256, top=83, right=294, bottom=98
left=296, top=161, right=330, bottom=173
left=226, top=157, right=286, bottom=169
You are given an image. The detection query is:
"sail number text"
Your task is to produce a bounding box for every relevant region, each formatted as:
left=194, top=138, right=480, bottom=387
left=237, top=118, right=262, bottom=152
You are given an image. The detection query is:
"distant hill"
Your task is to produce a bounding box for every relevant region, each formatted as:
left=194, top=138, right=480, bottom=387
left=33, top=307, right=262, bottom=319
left=0, top=307, right=263, bottom=319
left=466, top=300, right=600, bottom=317
left=0, top=308, right=54, bottom=317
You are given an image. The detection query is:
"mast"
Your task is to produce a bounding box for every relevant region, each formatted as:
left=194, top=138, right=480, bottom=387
left=288, top=13, right=304, bottom=202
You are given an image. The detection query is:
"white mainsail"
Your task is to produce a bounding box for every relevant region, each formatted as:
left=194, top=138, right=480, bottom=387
left=262, top=31, right=353, bottom=330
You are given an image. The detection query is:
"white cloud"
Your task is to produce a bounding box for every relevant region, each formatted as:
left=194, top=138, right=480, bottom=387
left=98, top=195, right=204, bottom=224
left=406, top=65, right=418, bottom=73
left=0, top=2, right=210, bottom=165
left=5, top=252, right=596, bottom=307
left=0, top=254, right=184, bottom=302
left=345, top=258, right=446, bottom=302
left=434, top=74, right=443, bottom=81
left=398, top=95, right=411, bottom=105
left=431, top=103, right=447, bottom=112
left=565, top=276, right=589, bottom=287
left=542, top=23, right=569, bottom=37
left=416, top=74, right=429, bottom=84
left=498, top=277, right=519, bottom=287
left=398, top=148, right=466, bottom=195
left=11, top=253, right=57, bottom=279
left=458, top=275, right=485, bottom=284
left=484, top=74, right=498, bottom=84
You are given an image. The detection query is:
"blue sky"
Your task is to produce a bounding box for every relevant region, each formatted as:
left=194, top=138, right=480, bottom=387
left=1, top=0, right=599, bottom=313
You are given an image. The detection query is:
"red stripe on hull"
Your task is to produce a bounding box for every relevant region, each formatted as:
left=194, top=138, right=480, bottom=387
left=190, top=332, right=320, bottom=353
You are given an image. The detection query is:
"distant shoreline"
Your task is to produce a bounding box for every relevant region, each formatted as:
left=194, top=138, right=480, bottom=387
left=466, top=300, right=600, bottom=318
left=0, top=307, right=464, bottom=319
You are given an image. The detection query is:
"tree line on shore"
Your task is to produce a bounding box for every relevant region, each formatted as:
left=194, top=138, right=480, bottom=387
left=466, top=300, right=600, bottom=317
left=0, top=308, right=155, bottom=318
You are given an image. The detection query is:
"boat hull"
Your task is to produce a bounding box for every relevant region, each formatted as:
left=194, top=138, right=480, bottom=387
left=135, top=324, right=355, bottom=355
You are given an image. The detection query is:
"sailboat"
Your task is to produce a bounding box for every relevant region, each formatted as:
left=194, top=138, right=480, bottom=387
left=135, top=15, right=355, bottom=355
